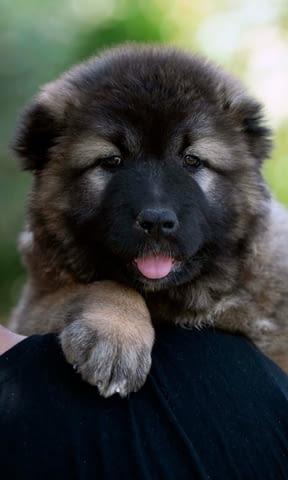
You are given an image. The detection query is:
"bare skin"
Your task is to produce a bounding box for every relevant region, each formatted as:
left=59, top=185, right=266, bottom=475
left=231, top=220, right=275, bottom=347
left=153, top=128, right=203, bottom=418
left=0, top=325, right=26, bottom=356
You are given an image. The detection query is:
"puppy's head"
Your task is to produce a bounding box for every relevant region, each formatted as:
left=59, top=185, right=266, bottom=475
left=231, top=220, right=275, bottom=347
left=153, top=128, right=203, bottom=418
left=12, top=44, right=272, bottom=291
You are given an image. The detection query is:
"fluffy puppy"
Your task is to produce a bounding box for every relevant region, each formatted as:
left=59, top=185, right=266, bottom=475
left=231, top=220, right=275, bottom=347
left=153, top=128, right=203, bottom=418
left=10, top=44, right=288, bottom=396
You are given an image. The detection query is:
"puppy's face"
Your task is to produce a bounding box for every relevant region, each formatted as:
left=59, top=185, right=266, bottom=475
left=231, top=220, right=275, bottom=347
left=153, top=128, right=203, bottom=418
left=13, top=45, right=271, bottom=291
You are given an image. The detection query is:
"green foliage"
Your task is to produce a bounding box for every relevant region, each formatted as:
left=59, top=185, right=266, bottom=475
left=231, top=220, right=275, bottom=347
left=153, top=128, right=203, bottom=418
left=265, top=123, right=288, bottom=205
left=73, top=0, right=170, bottom=59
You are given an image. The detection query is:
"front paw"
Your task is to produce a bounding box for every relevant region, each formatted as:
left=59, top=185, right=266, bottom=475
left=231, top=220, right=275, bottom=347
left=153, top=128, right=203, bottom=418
left=60, top=319, right=154, bottom=397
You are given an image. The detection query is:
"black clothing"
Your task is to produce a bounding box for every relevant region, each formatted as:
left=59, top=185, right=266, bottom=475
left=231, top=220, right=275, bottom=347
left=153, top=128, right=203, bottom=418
left=1, top=327, right=288, bottom=480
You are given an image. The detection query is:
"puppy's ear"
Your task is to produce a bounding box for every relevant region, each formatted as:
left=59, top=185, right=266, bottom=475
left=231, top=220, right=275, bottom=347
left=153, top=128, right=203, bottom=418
left=11, top=77, right=76, bottom=171
left=228, top=95, right=272, bottom=162
left=11, top=99, right=61, bottom=171
left=218, top=79, right=272, bottom=162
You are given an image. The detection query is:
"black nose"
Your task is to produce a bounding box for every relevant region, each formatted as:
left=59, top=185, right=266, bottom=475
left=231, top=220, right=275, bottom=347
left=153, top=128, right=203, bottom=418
left=136, top=208, right=179, bottom=236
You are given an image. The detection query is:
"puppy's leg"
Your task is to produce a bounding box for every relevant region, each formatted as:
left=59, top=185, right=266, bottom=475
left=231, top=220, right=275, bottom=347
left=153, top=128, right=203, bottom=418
left=11, top=281, right=154, bottom=397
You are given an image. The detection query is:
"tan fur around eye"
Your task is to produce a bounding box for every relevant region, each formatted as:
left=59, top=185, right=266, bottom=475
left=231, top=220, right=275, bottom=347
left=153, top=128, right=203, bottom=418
left=188, top=137, right=250, bottom=171
left=70, top=137, right=120, bottom=169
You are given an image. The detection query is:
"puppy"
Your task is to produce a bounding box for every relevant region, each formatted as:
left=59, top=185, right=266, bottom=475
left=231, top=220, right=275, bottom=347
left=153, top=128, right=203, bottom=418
left=10, top=44, right=288, bottom=396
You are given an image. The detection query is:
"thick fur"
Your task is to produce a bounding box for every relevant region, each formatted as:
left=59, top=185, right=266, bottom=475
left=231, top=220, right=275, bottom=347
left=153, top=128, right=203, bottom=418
left=10, top=44, right=288, bottom=396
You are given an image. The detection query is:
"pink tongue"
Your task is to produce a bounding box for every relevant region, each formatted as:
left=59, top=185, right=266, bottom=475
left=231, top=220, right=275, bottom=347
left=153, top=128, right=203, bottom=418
left=135, top=255, right=173, bottom=279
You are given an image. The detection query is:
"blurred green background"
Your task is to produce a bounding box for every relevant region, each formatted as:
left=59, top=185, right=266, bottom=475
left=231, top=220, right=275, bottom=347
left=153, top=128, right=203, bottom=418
left=1, top=0, right=288, bottom=320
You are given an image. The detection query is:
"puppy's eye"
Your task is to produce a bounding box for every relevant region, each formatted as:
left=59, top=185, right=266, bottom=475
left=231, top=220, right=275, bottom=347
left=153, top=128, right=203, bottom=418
left=183, top=154, right=202, bottom=168
left=100, top=155, right=123, bottom=169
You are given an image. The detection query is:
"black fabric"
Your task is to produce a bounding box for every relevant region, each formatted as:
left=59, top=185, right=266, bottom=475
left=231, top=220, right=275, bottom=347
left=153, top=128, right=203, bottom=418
left=1, top=327, right=288, bottom=480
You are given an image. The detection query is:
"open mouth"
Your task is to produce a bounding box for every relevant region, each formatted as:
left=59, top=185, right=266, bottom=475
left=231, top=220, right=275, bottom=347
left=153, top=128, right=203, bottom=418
left=134, top=254, right=179, bottom=280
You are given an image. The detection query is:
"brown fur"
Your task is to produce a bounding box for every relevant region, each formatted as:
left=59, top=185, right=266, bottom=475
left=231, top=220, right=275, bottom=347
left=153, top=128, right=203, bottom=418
left=10, top=44, right=288, bottom=396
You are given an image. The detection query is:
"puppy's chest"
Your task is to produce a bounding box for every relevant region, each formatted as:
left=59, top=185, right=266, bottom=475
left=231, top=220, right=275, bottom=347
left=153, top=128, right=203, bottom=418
left=145, top=283, right=278, bottom=331
left=145, top=286, right=216, bottom=326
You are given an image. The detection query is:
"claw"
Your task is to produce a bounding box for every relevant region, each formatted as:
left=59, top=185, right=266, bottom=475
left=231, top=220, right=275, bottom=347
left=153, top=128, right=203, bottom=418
left=102, top=379, right=128, bottom=398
